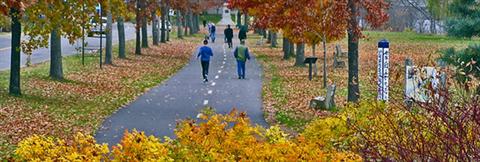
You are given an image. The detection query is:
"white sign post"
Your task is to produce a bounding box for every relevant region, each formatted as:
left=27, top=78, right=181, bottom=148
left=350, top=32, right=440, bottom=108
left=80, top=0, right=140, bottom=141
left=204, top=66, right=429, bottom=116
left=378, top=39, right=389, bottom=101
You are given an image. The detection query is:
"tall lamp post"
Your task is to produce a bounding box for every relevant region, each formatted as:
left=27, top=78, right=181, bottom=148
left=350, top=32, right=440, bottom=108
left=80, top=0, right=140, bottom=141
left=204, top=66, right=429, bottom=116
left=99, top=4, right=103, bottom=69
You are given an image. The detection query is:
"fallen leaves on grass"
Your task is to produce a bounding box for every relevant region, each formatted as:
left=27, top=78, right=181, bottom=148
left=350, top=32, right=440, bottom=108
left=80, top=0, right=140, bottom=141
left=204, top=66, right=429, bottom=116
left=0, top=39, right=196, bottom=159
left=250, top=33, right=467, bottom=131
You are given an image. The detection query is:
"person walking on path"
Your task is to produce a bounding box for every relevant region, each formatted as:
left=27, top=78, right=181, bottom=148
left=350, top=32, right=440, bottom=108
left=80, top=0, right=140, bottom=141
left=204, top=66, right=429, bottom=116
left=233, top=40, right=251, bottom=79
left=224, top=25, right=234, bottom=48
left=238, top=25, right=247, bottom=42
left=197, top=39, right=214, bottom=82
left=209, top=24, right=216, bottom=43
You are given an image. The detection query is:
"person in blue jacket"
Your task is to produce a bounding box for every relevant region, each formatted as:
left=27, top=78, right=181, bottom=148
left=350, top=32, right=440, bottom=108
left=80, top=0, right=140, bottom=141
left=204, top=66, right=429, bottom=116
left=197, top=39, right=214, bottom=82
left=233, top=40, right=251, bottom=79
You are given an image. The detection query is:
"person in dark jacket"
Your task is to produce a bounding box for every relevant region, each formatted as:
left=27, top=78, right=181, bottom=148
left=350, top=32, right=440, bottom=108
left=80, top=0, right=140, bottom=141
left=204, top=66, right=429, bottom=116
left=209, top=24, right=216, bottom=43
left=224, top=25, right=234, bottom=48
left=233, top=40, right=251, bottom=79
left=197, top=39, right=214, bottom=82
left=238, top=25, right=247, bottom=42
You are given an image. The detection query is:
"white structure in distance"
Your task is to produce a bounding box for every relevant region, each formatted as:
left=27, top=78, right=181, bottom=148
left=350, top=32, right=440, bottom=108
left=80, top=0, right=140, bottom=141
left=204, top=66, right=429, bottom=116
left=217, top=3, right=235, bottom=26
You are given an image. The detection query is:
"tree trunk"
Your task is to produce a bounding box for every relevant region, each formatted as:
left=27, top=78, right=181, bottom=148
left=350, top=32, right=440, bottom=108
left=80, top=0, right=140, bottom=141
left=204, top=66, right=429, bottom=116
left=105, top=12, right=113, bottom=64
left=188, top=11, right=194, bottom=35
left=322, top=36, right=327, bottom=88
left=166, top=4, right=170, bottom=41
left=135, top=1, right=141, bottom=55
left=183, top=13, right=188, bottom=36
left=347, top=0, right=360, bottom=102
left=117, top=17, right=126, bottom=59
left=283, top=37, right=290, bottom=60
left=141, top=0, right=148, bottom=48
left=50, top=27, right=63, bottom=80
left=429, top=18, right=434, bottom=34
left=193, top=13, right=199, bottom=33
left=295, top=43, right=305, bottom=67
left=432, top=18, right=437, bottom=34
left=141, top=17, right=148, bottom=48
left=152, top=12, right=159, bottom=45
left=244, top=13, right=249, bottom=29
left=177, top=10, right=183, bottom=39
left=262, top=29, right=267, bottom=39
left=161, top=4, right=166, bottom=43
left=9, top=7, right=21, bottom=96
left=267, top=30, right=272, bottom=43
left=289, top=41, right=295, bottom=56
left=271, top=32, right=277, bottom=47
left=313, top=43, right=318, bottom=76
left=419, top=20, right=424, bottom=33
left=236, top=11, right=242, bottom=28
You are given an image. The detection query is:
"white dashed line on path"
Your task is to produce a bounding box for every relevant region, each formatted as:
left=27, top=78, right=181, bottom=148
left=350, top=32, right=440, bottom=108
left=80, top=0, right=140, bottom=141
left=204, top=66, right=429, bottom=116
left=218, top=70, right=222, bottom=73
left=203, top=100, right=209, bottom=105
left=0, top=47, right=11, bottom=51
left=222, top=61, right=226, bottom=64
left=208, top=90, right=213, bottom=94
left=211, top=82, right=216, bottom=86
left=221, top=66, right=224, bottom=68
left=215, top=75, right=219, bottom=79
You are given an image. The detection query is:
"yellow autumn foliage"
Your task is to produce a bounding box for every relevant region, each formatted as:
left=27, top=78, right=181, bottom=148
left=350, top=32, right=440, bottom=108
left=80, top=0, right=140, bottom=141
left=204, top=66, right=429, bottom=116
left=112, top=130, right=172, bottom=162
left=15, top=133, right=109, bottom=161
left=15, top=110, right=361, bottom=161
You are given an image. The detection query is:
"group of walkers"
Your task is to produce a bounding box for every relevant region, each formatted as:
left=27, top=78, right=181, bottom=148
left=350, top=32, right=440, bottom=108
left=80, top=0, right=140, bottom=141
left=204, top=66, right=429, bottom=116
left=198, top=24, right=250, bottom=83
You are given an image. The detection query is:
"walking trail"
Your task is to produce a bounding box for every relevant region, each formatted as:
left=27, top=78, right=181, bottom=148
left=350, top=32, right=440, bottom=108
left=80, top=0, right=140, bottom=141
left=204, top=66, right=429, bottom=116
left=95, top=27, right=268, bottom=145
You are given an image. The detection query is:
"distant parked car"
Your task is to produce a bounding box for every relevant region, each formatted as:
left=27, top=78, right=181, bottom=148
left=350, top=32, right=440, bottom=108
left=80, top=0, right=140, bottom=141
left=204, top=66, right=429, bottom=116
left=88, top=17, right=107, bottom=37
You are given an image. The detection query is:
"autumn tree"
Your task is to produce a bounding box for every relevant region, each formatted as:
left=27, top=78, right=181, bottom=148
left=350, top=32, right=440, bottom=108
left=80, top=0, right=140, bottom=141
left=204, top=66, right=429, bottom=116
left=172, top=0, right=223, bottom=37
left=104, top=0, right=128, bottom=64
left=127, top=0, right=143, bottom=54
left=0, top=1, right=28, bottom=96
left=230, top=0, right=388, bottom=102
left=141, top=0, right=149, bottom=48
left=230, top=0, right=347, bottom=67
left=171, top=0, right=187, bottom=38
left=113, top=0, right=129, bottom=59
left=21, top=1, right=101, bottom=80
left=161, top=0, right=168, bottom=43
left=106, top=6, right=113, bottom=64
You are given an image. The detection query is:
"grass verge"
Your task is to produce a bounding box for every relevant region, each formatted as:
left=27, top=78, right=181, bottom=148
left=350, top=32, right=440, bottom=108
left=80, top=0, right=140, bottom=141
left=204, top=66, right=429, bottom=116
left=0, top=34, right=200, bottom=159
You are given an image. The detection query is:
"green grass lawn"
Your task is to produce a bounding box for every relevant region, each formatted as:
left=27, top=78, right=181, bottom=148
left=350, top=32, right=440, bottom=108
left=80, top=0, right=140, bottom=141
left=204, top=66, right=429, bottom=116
left=201, top=14, right=222, bottom=24
left=362, top=31, right=479, bottom=46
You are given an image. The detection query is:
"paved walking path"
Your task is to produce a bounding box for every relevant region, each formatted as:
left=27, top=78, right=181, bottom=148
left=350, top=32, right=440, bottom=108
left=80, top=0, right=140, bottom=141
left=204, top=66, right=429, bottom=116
left=95, top=28, right=267, bottom=145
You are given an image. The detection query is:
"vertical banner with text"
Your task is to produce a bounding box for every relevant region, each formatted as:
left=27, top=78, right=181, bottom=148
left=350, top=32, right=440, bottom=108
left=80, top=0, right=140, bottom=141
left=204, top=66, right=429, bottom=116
left=378, top=39, right=389, bottom=101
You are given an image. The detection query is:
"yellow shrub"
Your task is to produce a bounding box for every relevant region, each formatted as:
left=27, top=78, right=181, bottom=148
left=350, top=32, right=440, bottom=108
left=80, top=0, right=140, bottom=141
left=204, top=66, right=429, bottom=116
left=112, top=130, right=172, bottom=162
left=302, top=116, right=353, bottom=151
left=169, top=109, right=361, bottom=161
left=15, top=133, right=109, bottom=161
left=15, top=110, right=361, bottom=161
left=15, top=135, right=62, bottom=161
